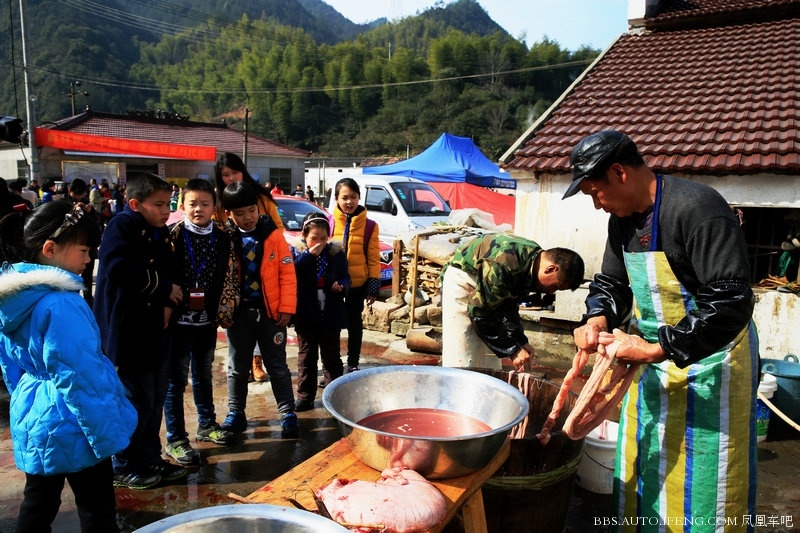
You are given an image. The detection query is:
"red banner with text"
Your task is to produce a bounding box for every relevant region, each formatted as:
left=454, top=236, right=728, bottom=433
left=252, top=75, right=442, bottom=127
left=34, top=128, right=216, bottom=161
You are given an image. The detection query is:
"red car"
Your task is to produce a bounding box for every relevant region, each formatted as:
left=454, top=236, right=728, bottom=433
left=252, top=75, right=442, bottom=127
left=274, top=196, right=393, bottom=289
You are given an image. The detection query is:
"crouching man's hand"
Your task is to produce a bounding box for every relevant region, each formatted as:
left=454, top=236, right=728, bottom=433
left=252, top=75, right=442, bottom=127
left=510, top=343, right=535, bottom=372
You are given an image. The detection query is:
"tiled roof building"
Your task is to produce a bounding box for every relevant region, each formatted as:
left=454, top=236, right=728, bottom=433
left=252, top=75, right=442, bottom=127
left=502, top=0, right=799, bottom=176
left=0, top=109, right=310, bottom=191
left=500, top=0, right=800, bottom=359
left=46, top=110, right=309, bottom=159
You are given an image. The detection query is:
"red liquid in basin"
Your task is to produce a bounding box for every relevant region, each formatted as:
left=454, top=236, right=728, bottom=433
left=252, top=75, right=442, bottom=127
left=358, top=408, right=492, bottom=438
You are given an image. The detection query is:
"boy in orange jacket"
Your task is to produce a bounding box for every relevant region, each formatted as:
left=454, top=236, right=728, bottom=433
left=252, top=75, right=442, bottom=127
left=219, top=181, right=299, bottom=438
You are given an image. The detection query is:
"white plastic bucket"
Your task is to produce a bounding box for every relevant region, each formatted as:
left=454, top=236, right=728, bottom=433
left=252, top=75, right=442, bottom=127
left=756, top=373, right=777, bottom=443
left=575, top=420, right=618, bottom=494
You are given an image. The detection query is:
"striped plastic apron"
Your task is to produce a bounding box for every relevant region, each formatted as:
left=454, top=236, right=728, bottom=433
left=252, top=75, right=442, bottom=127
left=615, top=179, right=758, bottom=531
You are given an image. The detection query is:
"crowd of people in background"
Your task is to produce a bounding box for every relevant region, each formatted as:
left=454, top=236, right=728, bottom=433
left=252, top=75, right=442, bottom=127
left=0, top=175, right=125, bottom=224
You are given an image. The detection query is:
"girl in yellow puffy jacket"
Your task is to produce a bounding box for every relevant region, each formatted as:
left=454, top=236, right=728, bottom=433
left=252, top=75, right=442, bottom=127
left=329, top=178, right=381, bottom=373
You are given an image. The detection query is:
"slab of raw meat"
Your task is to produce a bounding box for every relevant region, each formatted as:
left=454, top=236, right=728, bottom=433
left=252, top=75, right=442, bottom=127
left=535, top=348, right=591, bottom=445
left=315, top=467, right=447, bottom=532
left=562, top=342, right=638, bottom=439
left=537, top=343, right=639, bottom=443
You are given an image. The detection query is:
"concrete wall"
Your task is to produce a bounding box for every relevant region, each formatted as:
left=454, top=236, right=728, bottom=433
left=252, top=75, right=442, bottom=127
left=753, top=289, right=800, bottom=360
left=0, top=146, right=28, bottom=180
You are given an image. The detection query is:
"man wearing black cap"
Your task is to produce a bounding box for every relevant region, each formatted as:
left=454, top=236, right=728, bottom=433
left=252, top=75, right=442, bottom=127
left=563, top=130, right=757, bottom=525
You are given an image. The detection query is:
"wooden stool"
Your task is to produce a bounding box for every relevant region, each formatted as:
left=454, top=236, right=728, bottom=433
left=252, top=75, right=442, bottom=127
left=246, top=437, right=510, bottom=533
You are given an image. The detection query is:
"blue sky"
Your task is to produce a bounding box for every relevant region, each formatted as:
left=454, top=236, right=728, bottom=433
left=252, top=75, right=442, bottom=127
left=323, top=0, right=630, bottom=51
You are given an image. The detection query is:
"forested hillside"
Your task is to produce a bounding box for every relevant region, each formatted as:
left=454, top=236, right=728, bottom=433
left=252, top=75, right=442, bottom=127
left=3, top=0, right=599, bottom=158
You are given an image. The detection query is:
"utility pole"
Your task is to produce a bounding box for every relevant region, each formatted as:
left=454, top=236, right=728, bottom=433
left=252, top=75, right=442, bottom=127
left=243, top=106, right=249, bottom=165
left=19, top=0, right=37, bottom=182
left=65, top=81, right=88, bottom=116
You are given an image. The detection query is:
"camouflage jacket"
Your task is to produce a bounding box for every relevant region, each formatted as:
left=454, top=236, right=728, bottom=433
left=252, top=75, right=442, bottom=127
left=443, top=234, right=542, bottom=358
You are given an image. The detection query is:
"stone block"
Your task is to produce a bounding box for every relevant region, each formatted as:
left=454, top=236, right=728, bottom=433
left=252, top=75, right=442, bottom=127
left=391, top=320, right=410, bottom=336
left=389, top=305, right=410, bottom=321
left=412, top=304, right=431, bottom=325
left=427, top=305, right=442, bottom=327
left=363, top=299, right=404, bottom=333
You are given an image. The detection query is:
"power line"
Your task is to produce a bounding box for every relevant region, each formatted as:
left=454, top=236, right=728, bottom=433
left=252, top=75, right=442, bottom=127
left=56, top=0, right=308, bottom=49
left=23, top=59, right=592, bottom=96
left=57, top=0, right=222, bottom=46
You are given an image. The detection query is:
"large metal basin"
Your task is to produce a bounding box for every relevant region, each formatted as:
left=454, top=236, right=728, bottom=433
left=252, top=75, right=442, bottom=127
left=133, top=504, right=349, bottom=532
left=322, top=365, right=529, bottom=478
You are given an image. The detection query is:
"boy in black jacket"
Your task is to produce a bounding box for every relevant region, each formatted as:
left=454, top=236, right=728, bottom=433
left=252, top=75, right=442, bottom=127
left=94, top=173, right=185, bottom=489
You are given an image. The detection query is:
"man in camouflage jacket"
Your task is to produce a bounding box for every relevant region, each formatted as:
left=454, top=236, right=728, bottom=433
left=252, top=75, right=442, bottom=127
left=440, top=234, right=584, bottom=370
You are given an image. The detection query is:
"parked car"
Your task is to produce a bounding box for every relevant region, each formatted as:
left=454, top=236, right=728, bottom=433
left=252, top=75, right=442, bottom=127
left=327, top=175, right=451, bottom=242
left=274, top=196, right=393, bottom=290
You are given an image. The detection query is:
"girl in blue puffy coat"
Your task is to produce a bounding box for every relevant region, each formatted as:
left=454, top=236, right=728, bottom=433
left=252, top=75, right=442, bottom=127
left=0, top=200, right=137, bottom=532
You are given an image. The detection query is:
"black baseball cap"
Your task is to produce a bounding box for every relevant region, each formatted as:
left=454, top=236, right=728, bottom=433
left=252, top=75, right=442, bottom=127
left=563, top=130, right=632, bottom=199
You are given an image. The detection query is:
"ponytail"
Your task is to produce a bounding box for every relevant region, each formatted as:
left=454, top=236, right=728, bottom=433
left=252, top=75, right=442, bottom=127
left=0, top=210, right=28, bottom=263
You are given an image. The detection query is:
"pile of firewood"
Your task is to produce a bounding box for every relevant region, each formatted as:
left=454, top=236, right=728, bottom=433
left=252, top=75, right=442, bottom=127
left=391, top=226, right=496, bottom=303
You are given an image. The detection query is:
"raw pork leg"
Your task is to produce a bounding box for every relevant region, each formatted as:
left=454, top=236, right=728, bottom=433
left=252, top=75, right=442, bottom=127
left=536, top=348, right=591, bottom=445
left=562, top=342, right=638, bottom=439
left=315, top=467, right=447, bottom=532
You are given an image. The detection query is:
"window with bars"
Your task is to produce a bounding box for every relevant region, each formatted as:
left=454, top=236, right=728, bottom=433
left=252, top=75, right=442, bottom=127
left=737, top=206, right=800, bottom=284
left=269, top=168, right=292, bottom=194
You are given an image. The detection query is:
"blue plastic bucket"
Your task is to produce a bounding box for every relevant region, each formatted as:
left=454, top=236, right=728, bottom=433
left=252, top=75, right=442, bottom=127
left=761, top=354, right=800, bottom=438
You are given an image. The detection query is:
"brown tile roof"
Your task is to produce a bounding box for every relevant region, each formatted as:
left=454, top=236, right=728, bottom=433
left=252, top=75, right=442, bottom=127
left=44, top=110, right=310, bottom=158
left=647, top=0, right=800, bottom=28
left=504, top=0, right=800, bottom=176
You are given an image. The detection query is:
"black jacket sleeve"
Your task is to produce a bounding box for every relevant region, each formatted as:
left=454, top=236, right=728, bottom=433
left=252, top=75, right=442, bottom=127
left=471, top=299, right=529, bottom=358
left=583, top=272, right=634, bottom=329
left=658, top=279, right=754, bottom=368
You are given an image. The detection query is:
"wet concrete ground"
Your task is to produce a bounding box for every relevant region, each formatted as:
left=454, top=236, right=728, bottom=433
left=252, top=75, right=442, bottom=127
left=0, top=328, right=797, bottom=532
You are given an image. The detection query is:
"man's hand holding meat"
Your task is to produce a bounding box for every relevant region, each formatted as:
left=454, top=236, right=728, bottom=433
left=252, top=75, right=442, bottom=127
left=509, top=343, right=535, bottom=372
left=571, top=315, right=607, bottom=353
left=598, top=329, right=667, bottom=365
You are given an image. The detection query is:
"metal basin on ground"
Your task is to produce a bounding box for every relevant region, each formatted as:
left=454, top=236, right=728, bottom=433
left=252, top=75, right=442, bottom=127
left=132, top=504, right=348, bottom=532
left=322, top=365, right=529, bottom=478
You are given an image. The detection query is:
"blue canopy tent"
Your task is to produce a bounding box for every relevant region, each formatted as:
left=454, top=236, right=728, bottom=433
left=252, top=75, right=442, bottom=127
left=362, top=133, right=516, bottom=227
left=362, top=133, right=516, bottom=190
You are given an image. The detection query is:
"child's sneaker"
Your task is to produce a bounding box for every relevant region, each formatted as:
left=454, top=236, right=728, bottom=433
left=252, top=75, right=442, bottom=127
left=220, top=411, right=247, bottom=434
left=165, top=439, right=198, bottom=465
left=280, top=412, right=300, bottom=438
left=113, top=471, right=161, bottom=490
left=149, top=460, right=187, bottom=482
left=196, top=424, right=234, bottom=445
left=294, top=398, right=315, bottom=412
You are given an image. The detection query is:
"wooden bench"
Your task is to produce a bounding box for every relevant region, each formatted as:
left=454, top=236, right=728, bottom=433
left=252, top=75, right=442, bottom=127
left=246, top=437, right=510, bottom=533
